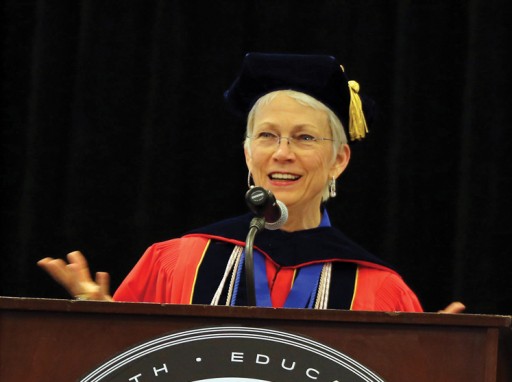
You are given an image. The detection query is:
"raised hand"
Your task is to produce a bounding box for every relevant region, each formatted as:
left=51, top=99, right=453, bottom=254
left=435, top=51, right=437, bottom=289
left=38, top=251, right=112, bottom=301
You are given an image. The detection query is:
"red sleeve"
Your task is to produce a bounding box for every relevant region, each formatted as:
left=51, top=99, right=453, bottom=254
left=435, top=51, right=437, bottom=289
left=351, top=267, right=423, bottom=312
left=113, top=237, right=210, bottom=304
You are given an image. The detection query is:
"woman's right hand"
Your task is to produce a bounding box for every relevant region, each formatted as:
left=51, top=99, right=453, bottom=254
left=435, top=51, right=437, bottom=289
left=38, top=251, right=112, bottom=301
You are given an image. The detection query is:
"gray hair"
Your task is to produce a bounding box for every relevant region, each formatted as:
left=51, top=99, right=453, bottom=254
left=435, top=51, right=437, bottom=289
left=244, top=90, right=348, bottom=202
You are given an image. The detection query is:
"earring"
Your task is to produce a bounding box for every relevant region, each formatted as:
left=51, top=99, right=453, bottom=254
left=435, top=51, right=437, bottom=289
left=247, top=171, right=254, bottom=189
left=329, top=177, right=337, bottom=198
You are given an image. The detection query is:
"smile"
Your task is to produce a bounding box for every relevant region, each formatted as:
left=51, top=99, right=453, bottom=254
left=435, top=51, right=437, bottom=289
left=269, top=172, right=301, bottom=181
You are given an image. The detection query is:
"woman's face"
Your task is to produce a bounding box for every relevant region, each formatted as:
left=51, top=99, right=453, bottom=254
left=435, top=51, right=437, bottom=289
left=245, top=93, right=350, bottom=227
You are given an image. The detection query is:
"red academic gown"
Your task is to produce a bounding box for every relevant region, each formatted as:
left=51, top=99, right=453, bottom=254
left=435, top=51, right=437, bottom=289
left=114, top=222, right=423, bottom=312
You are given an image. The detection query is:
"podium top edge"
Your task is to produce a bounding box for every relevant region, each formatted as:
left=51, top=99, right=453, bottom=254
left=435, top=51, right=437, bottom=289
left=1, top=296, right=511, bottom=328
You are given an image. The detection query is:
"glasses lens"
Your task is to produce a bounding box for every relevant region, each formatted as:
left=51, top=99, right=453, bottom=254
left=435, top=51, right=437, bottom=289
left=293, top=137, right=316, bottom=150
left=256, top=134, right=277, bottom=147
left=250, top=134, right=327, bottom=150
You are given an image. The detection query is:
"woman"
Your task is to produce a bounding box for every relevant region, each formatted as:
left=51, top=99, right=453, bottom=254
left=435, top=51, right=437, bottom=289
left=38, top=53, right=464, bottom=312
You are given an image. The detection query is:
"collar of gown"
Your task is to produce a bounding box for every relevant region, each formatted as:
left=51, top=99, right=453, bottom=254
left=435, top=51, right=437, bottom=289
left=186, top=211, right=395, bottom=272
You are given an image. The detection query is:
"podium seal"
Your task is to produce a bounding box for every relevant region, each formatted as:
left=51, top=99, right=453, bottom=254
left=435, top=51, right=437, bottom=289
left=81, top=326, right=385, bottom=382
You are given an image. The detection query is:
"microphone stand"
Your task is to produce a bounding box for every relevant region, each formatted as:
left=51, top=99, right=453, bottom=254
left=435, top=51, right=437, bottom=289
left=244, top=216, right=265, bottom=306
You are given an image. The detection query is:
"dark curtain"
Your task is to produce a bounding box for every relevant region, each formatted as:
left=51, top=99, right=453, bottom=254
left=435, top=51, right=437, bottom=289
left=2, top=0, right=511, bottom=314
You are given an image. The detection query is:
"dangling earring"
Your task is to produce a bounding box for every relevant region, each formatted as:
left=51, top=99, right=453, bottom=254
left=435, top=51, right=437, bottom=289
left=329, top=177, right=337, bottom=198
left=247, top=171, right=254, bottom=189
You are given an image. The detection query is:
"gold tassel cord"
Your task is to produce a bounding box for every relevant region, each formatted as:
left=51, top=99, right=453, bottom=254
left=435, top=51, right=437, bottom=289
left=347, top=80, right=369, bottom=141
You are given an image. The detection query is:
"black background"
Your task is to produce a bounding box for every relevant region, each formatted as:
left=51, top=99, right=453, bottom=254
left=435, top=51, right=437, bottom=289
left=2, top=0, right=511, bottom=314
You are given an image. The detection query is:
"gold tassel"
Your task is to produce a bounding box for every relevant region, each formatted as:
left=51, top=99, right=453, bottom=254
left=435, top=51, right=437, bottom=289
left=347, top=80, right=369, bottom=141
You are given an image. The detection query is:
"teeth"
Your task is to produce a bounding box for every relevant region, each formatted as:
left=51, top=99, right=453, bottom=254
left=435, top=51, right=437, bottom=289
left=270, top=173, right=300, bottom=180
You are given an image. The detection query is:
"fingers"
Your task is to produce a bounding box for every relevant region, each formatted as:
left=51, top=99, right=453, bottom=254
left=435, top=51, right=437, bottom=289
left=38, top=257, right=73, bottom=287
left=38, top=251, right=112, bottom=301
left=438, top=301, right=466, bottom=314
left=66, top=250, right=88, bottom=268
left=95, top=271, right=111, bottom=298
left=67, top=251, right=94, bottom=282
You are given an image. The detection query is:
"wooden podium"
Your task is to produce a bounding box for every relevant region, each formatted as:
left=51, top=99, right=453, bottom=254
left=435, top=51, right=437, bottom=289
left=1, top=296, right=510, bottom=382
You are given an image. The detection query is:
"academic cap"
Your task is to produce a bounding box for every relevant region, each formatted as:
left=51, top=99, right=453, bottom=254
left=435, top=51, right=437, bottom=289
left=224, top=52, right=371, bottom=141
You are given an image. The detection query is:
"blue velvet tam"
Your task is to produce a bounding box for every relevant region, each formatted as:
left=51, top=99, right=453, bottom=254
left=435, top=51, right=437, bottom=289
left=224, top=52, right=372, bottom=141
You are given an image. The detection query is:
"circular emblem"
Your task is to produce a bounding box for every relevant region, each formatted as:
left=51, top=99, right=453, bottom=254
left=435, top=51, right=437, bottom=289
left=81, top=326, right=384, bottom=382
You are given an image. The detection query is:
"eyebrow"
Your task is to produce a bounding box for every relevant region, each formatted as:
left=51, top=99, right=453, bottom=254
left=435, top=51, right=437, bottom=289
left=255, top=122, right=320, bottom=131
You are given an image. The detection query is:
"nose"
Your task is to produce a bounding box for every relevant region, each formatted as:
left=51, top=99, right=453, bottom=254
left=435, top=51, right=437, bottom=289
left=272, top=136, right=295, bottom=160
left=277, top=136, right=292, bottom=146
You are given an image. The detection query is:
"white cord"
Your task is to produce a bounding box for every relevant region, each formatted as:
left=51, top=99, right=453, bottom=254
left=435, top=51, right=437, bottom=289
left=211, top=245, right=243, bottom=306
left=314, top=262, right=332, bottom=309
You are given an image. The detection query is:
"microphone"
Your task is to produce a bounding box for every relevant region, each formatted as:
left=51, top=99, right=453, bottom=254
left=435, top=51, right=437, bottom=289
left=244, top=187, right=289, bottom=305
left=245, top=187, right=288, bottom=230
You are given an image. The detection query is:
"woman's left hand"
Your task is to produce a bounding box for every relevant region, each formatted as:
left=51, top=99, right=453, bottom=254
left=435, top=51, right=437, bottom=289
left=438, top=301, right=466, bottom=314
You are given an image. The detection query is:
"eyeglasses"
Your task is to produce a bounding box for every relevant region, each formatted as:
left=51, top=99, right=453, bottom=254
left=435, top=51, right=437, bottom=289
left=247, top=132, right=334, bottom=150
